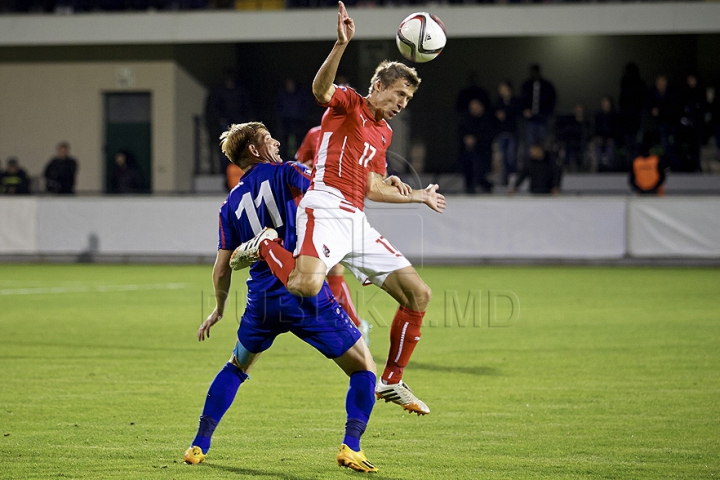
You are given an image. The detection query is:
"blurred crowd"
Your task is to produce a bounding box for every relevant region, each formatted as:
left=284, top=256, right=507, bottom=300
left=453, top=63, right=720, bottom=195
left=3, top=62, right=719, bottom=196
left=0, top=0, right=685, bottom=13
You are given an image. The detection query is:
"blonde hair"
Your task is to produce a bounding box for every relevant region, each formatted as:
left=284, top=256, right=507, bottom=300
left=368, top=60, right=421, bottom=95
left=220, top=122, right=268, bottom=169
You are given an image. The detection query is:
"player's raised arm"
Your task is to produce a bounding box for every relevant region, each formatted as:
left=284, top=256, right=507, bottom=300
left=312, top=1, right=355, bottom=104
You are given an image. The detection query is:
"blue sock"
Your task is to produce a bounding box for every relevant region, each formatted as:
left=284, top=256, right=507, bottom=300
left=343, top=371, right=376, bottom=451
left=191, top=362, right=248, bottom=454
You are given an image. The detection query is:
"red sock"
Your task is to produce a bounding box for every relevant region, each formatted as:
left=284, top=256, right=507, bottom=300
left=259, top=239, right=295, bottom=286
left=327, top=274, right=361, bottom=327
left=382, top=306, right=425, bottom=384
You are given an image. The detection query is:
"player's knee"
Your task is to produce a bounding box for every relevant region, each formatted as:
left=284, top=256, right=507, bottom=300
left=414, top=284, right=432, bottom=311
left=366, top=359, right=377, bottom=376
left=287, top=273, right=324, bottom=297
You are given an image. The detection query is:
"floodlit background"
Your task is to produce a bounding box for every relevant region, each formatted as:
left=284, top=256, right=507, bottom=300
left=1, top=3, right=719, bottom=479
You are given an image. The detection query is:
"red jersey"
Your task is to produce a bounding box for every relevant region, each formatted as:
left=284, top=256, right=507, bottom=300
left=310, top=86, right=390, bottom=210
left=295, top=125, right=322, bottom=166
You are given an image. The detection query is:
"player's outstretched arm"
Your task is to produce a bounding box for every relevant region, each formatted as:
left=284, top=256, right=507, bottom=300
left=420, top=183, right=446, bottom=213
left=383, top=175, right=413, bottom=196
left=197, top=249, right=233, bottom=341
left=312, top=1, right=354, bottom=104
left=366, top=173, right=446, bottom=213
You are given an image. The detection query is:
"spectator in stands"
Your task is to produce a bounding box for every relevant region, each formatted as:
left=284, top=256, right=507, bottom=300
left=458, top=98, right=494, bottom=194
left=520, top=63, right=557, bottom=159
left=456, top=71, right=491, bottom=116
left=593, top=95, right=619, bottom=172
left=44, top=141, right=78, bottom=194
left=556, top=103, right=590, bottom=172
left=109, top=150, right=144, bottom=193
left=646, top=74, right=678, bottom=156
left=275, top=76, right=312, bottom=161
left=629, top=132, right=667, bottom=196
left=205, top=69, right=254, bottom=174
left=618, top=62, right=647, bottom=164
left=0, top=157, right=31, bottom=194
left=509, top=143, right=560, bottom=195
left=494, top=79, right=520, bottom=186
left=676, top=73, right=705, bottom=172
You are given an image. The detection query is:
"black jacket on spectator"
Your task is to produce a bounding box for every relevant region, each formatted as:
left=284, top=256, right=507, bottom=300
left=44, top=157, right=77, bottom=194
left=594, top=109, right=619, bottom=141
left=494, top=96, right=521, bottom=134
left=520, top=78, right=557, bottom=120
left=514, top=151, right=561, bottom=194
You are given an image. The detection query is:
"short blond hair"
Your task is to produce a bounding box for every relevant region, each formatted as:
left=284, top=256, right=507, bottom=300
left=368, top=60, right=421, bottom=95
left=220, top=122, right=268, bottom=169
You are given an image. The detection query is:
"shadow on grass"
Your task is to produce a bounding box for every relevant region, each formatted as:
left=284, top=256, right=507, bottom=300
left=206, top=462, right=402, bottom=479
left=206, top=462, right=308, bottom=479
left=392, top=360, right=502, bottom=377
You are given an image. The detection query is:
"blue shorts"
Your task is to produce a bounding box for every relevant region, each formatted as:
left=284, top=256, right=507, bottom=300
left=237, top=283, right=361, bottom=359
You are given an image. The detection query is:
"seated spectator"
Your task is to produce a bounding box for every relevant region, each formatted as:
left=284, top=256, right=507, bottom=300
left=109, top=150, right=144, bottom=193
left=44, top=141, right=78, bottom=194
left=629, top=134, right=667, bottom=196
left=0, top=157, right=31, bottom=194
left=509, top=143, right=561, bottom=195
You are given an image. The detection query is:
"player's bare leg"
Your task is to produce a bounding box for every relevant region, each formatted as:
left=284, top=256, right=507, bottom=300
left=327, top=264, right=361, bottom=326
left=327, top=264, right=372, bottom=344
left=286, top=255, right=327, bottom=297
left=246, top=233, right=327, bottom=297
left=375, top=265, right=432, bottom=415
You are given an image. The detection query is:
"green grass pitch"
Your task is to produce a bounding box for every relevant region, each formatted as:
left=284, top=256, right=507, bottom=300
left=1, top=263, right=719, bottom=479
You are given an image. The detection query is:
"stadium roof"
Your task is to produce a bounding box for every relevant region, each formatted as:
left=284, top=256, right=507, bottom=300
left=0, top=3, right=719, bottom=46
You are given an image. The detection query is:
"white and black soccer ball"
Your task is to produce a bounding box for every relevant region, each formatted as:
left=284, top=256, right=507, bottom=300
left=396, top=12, right=447, bottom=64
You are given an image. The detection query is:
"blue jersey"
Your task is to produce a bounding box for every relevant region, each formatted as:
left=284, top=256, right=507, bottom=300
left=218, top=162, right=310, bottom=295
left=218, top=161, right=361, bottom=358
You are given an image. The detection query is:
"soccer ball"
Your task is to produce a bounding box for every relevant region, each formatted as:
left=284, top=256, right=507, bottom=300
left=395, top=12, right=447, bottom=64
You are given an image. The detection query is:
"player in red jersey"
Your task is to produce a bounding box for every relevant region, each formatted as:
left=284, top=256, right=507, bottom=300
left=233, top=1, right=445, bottom=415
left=295, top=125, right=322, bottom=168
left=296, top=124, right=372, bottom=345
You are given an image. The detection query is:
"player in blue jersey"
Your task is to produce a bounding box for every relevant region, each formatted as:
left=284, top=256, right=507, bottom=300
left=183, top=122, right=378, bottom=473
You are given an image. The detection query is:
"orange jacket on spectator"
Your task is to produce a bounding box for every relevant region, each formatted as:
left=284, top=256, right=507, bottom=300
left=630, top=154, right=665, bottom=195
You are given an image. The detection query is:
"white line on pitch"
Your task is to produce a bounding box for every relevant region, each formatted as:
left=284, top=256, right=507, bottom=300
left=0, top=283, right=189, bottom=296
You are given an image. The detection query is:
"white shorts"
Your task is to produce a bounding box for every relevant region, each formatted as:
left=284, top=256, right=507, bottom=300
left=294, top=190, right=412, bottom=287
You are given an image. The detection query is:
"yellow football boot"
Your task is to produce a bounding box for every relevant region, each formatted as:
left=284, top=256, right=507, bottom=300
left=183, top=446, right=206, bottom=465
left=337, top=444, right=378, bottom=473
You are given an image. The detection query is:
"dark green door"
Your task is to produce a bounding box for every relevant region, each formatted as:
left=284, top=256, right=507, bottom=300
left=104, top=92, right=152, bottom=193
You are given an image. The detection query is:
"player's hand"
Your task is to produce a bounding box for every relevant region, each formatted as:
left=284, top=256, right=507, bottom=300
left=423, top=184, right=446, bottom=213
left=197, top=308, right=223, bottom=341
left=384, top=175, right=412, bottom=196
left=337, top=1, right=355, bottom=45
